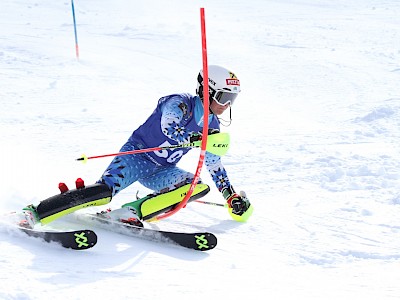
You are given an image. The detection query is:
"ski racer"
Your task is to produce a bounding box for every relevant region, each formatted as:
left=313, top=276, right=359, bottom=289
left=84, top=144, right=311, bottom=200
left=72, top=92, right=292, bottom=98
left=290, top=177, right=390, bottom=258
left=22, top=65, right=253, bottom=228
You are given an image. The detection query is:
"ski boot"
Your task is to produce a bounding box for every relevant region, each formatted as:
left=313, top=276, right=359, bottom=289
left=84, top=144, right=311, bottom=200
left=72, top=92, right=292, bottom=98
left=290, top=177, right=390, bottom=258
left=97, top=206, right=143, bottom=227
left=21, top=204, right=40, bottom=229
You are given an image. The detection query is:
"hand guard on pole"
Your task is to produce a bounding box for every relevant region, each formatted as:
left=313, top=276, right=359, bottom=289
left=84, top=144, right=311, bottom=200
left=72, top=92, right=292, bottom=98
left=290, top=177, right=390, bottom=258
left=223, top=186, right=253, bottom=222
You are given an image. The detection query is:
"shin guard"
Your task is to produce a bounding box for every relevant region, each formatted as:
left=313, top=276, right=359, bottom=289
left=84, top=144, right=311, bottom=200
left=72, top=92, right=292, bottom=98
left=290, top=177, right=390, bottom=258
left=122, top=183, right=210, bottom=221
left=37, top=183, right=112, bottom=224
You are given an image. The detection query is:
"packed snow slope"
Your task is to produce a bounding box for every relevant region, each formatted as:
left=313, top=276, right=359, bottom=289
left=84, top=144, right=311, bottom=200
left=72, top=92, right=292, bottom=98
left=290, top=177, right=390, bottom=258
left=1, top=0, right=400, bottom=299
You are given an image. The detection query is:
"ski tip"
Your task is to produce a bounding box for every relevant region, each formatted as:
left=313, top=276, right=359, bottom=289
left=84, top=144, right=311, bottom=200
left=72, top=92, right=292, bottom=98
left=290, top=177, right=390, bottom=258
left=17, top=227, right=98, bottom=250
left=193, top=232, right=217, bottom=251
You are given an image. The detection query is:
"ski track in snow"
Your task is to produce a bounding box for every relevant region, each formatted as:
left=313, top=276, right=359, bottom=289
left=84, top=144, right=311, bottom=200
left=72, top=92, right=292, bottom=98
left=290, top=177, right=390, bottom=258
left=1, top=0, right=400, bottom=299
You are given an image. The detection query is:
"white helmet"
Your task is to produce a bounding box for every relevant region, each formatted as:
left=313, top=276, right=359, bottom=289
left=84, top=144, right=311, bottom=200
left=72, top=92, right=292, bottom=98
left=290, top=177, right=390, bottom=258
left=196, top=65, right=241, bottom=106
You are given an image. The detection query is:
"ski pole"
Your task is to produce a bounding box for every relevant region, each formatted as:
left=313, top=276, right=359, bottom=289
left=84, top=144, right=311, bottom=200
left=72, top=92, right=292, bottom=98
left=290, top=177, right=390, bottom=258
left=194, top=200, right=227, bottom=207
left=77, top=142, right=198, bottom=162
left=76, top=132, right=230, bottom=162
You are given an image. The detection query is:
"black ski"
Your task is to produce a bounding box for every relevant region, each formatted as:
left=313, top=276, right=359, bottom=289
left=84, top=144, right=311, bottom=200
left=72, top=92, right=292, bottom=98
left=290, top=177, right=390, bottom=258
left=3, top=212, right=97, bottom=250
left=19, top=227, right=97, bottom=250
left=76, top=213, right=217, bottom=251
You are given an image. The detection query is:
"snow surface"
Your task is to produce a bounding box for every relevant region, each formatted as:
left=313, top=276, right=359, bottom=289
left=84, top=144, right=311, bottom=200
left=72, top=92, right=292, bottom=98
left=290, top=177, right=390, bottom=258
left=1, top=0, right=400, bottom=299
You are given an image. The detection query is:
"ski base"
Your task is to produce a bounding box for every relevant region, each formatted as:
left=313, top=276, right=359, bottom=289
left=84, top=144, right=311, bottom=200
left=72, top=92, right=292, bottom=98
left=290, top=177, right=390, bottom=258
left=19, top=227, right=97, bottom=250
left=76, top=213, right=217, bottom=251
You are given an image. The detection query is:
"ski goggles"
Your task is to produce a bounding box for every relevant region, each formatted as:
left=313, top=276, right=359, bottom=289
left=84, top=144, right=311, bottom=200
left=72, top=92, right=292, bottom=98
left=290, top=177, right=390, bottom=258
left=212, top=90, right=238, bottom=106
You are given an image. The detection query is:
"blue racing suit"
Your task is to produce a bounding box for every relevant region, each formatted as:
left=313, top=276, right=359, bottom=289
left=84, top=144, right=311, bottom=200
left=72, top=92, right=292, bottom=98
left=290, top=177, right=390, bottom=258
left=98, top=93, right=232, bottom=197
